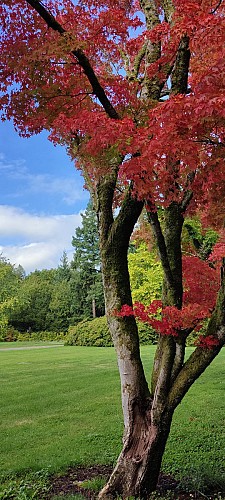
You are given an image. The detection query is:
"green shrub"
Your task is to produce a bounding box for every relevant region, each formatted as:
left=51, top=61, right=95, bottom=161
left=16, top=330, right=66, bottom=342
left=65, top=317, right=113, bottom=347
left=137, top=321, right=158, bottom=345
left=65, top=316, right=157, bottom=347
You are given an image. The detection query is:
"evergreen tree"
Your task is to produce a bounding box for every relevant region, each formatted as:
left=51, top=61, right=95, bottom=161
left=71, top=200, right=104, bottom=319
left=55, top=251, right=71, bottom=282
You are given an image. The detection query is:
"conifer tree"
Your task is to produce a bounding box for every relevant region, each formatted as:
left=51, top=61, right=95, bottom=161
left=71, top=200, right=104, bottom=319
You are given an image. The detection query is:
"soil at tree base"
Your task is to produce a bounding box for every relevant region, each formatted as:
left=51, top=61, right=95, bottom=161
left=49, top=465, right=225, bottom=499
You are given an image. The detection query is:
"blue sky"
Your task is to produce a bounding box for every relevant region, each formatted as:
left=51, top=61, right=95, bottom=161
left=0, top=121, right=89, bottom=274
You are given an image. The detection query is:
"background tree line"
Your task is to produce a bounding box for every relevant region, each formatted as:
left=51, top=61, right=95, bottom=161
left=0, top=200, right=104, bottom=339
left=0, top=198, right=218, bottom=343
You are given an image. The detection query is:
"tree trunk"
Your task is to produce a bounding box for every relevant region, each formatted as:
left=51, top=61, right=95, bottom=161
left=96, top=167, right=225, bottom=499
left=92, top=297, right=96, bottom=318
left=96, top=180, right=174, bottom=498
left=99, top=402, right=173, bottom=499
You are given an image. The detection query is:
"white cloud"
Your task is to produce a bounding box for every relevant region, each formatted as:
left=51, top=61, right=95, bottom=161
left=0, top=205, right=82, bottom=273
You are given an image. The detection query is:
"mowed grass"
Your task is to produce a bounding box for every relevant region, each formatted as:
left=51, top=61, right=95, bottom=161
left=0, top=346, right=122, bottom=475
left=0, top=345, right=225, bottom=485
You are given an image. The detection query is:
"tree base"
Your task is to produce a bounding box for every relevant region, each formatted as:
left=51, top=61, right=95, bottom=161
left=98, top=406, right=172, bottom=499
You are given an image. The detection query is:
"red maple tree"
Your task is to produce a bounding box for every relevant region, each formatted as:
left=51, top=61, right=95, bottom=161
left=1, top=1, right=225, bottom=498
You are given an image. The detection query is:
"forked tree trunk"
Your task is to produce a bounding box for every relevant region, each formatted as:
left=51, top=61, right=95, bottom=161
left=99, top=252, right=174, bottom=498
left=96, top=186, right=174, bottom=498
left=96, top=168, right=225, bottom=499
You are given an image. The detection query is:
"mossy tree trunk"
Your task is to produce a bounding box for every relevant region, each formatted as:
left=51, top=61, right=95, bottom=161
left=96, top=171, right=225, bottom=498
left=96, top=170, right=177, bottom=498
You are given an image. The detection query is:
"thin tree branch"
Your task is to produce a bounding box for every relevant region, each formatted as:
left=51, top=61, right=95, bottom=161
left=180, top=171, right=195, bottom=212
left=131, top=43, right=148, bottom=80
left=25, top=0, right=119, bottom=120
left=37, top=91, right=93, bottom=102
left=180, top=190, right=193, bottom=212
left=160, top=86, right=192, bottom=99
left=194, top=137, right=225, bottom=148
left=161, top=0, right=174, bottom=23
left=211, top=0, right=223, bottom=14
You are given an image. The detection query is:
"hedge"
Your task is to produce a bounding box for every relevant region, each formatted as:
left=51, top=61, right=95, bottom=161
left=0, top=327, right=66, bottom=342
left=65, top=316, right=158, bottom=347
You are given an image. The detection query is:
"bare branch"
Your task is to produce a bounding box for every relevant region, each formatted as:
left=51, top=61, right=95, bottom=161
left=194, top=137, right=225, bottom=148
left=131, top=43, right=148, bottom=80
left=211, top=0, right=223, bottom=14
left=168, top=272, right=225, bottom=410
left=37, top=91, right=93, bottom=102
left=160, top=86, right=192, bottom=99
left=26, top=0, right=119, bottom=120
left=181, top=190, right=193, bottom=212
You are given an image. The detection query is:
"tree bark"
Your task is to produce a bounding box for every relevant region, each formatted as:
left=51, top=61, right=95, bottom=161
left=92, top=298, right=96, bottom=318
left=97, top=179, right=177, bottom=498
left=99, top=404, right=173, bottom=499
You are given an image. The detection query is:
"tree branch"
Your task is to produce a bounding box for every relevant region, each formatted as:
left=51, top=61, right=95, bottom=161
left=161, top=0, right=174, bottom=23
left=139, top=0, right=162, bottom=100
left=111, top=188, right=144, bottom=248
left=211, top=0, right=223, bottom=14
left=171, top=35, right=190, bottom=95
left=146, top=209, right=175, bottom=291
left=168, top=333, right=224, bottom=410
left=131, top=43, right=148, bottom=80
left=181, top=189, right=193, bottom=212
left=25, top=0, right=119, bottom=120
left=151, top=336, right=176, bottom=417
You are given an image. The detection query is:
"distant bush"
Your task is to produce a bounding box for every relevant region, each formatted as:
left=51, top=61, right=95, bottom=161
left=16, top=330, right=66, bottom=342
left=65, top=317, right=113, bottom=347
left=137, top=321, right=158, bottom=345
left=65, top=316, right=158, bottom=347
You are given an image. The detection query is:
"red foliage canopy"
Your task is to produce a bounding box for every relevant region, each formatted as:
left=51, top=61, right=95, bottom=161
left=0, top=0, right=224, bottom=221
left=0, top=0, right=225, bottom=343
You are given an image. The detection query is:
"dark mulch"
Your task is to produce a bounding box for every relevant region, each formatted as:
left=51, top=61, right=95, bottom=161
left=50, top=465, right=112, bottom=498
left=49, top=465, right=224, bottom=499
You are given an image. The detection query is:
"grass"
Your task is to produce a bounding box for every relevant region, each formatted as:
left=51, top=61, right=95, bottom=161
left=79, top=477, right=106, bottom=492
left=0, top=345, right=225, bottom=497
left=0, top=346, right=123, bottom=474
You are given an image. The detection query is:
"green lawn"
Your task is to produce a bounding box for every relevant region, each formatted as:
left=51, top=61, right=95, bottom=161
left=0, top=345, right=225, bottom=495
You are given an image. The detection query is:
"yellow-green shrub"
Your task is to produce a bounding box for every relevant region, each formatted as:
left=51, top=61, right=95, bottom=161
left=65, top=316, right=158, bottom=346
